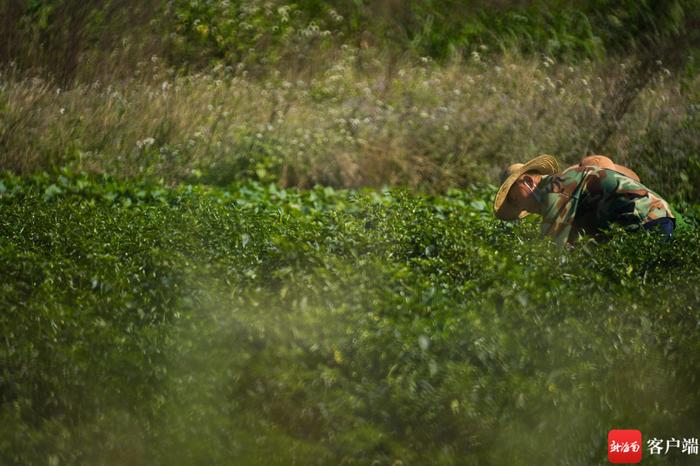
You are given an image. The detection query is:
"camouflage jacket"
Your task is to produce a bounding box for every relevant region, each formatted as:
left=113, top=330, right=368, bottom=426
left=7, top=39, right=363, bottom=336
left=534, top=166, right=675, bottom=245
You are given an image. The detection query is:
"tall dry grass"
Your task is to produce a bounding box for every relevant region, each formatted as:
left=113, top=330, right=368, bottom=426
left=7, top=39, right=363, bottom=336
left=1, top=50, right=698, bottom=199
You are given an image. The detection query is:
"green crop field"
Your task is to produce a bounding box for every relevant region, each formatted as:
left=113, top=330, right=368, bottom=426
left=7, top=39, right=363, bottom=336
left=1, top=172, right=699, bottom=465
left=2, top=1, right=700, bottom=465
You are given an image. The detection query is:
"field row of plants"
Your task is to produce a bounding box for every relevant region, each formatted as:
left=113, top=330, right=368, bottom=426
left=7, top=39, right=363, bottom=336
left=2, top=171, right=699, bottom=465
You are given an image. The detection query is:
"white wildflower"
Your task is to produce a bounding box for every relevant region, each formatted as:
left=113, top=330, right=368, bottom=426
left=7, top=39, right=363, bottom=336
left=278, top=5, right=290, bottom=22
left=136, top=137, right=155, bottom=149
left=329, top=9, right=343, bottom=22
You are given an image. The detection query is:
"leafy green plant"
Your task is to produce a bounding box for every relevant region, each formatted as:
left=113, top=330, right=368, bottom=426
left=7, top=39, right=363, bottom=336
left=1, top=171, right=699, bottom=465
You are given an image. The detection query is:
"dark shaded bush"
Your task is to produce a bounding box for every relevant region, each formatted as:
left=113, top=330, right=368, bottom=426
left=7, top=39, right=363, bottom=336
left=0, top=0, right=165, bottom=84
left=2, top=0, right=699, bottom=81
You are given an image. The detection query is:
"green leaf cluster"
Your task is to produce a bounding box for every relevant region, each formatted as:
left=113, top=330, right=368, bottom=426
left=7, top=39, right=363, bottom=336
left=1, top=172, right=699, bottom=465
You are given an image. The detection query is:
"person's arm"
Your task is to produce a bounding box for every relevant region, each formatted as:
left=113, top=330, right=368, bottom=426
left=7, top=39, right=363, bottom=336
left=540, top=192, right=576, bottom=247
left=539, top=168, right=593, bottom=246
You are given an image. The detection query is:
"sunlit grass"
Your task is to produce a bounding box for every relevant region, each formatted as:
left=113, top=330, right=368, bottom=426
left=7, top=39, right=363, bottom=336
left=2, top=51, right=697, bottom=199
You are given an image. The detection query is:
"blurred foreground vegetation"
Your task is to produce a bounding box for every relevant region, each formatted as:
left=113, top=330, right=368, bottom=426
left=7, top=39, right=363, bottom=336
left=1, top=172, right=700, bottom=465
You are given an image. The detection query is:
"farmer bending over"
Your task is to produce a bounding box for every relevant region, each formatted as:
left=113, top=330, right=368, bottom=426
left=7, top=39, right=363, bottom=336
left=493, top=154, right=675, bottom=246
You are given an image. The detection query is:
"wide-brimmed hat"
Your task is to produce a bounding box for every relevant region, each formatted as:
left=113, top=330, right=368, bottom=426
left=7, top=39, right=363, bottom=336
left=493, top=154, right=560, bottom=220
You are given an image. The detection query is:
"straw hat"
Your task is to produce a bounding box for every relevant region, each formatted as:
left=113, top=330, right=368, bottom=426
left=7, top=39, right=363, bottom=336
left=493, top=154, right=560, bottom=220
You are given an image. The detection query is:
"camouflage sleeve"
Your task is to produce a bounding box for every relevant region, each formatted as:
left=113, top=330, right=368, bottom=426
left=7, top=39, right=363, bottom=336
left=539, top=167, right=590, bottom=246
left=540, top=191, right=576, bottom=247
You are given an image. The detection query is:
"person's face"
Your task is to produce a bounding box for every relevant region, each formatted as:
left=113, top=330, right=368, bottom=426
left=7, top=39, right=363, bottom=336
left=507, top=174, right=536, bottom=207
